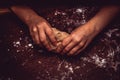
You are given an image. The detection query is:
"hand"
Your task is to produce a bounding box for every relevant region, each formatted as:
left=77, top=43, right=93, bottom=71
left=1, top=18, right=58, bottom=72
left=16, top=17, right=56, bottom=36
left=58, top=23, right=97, bottom=56
left=28, top=16, right=57, bottom=51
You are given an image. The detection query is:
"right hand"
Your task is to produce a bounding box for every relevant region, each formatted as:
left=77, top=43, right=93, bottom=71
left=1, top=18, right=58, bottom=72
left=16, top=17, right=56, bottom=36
left=28, top=16, right=57, bottom=51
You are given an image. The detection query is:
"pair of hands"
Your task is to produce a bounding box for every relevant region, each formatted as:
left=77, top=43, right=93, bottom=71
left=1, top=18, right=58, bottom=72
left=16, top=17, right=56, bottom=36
left=11, top=6, right=119, bottom=56
left=29, top=16, right=96, bottom=56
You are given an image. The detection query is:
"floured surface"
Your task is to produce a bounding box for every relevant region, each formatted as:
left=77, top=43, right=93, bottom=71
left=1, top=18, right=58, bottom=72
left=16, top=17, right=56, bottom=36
left=0, top=6, right=120, bottom=80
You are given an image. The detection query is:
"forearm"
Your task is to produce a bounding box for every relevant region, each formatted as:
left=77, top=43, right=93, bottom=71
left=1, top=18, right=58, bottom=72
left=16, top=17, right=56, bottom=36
left=10, top=6, right=39, bottom=26
left=88, top=6, right=120, bottom=33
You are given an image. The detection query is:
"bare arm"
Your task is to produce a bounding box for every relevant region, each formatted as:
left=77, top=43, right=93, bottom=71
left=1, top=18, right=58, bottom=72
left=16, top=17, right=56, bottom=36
left=10, top=6, right=44, bottom=26
left=89, top=6, right=120, bottom=34
left=58, top=6, right=120, bottom=56
left=10, top=6, right=57, bottom=50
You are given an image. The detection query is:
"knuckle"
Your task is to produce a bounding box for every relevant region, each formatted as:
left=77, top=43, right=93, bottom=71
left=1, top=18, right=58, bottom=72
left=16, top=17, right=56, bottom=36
left=73, top=37, right=80, bottom=43
left=37, top=22, right=42, bottom=25
left=42, top=21, right=46, bottom=25
left=48, top=29, right=53, bottom=35
left=62, top=41, right=66, bottom=46
left=79, top=42, right=84, bottom=47
left=40, top=22, right=47, bottom=26
left=37, top=24, right=42, bottom=28
left=37, top=22, right=45, bottom=27
left=65, top=47, right=69, bottom=52
left=71, top=35, right=80, bottom=43
left=33, top=27, right=37, bottom=32
left=40, top=38, right=45, bottom=42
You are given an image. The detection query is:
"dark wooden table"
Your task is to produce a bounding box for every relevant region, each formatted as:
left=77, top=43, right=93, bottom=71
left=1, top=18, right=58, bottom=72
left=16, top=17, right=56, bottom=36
left=0, top=6, right=120, bottom=80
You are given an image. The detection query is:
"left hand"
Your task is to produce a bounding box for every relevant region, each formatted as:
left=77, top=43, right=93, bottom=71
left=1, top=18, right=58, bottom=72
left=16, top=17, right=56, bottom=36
left=57, top=23, right=97, bottom=56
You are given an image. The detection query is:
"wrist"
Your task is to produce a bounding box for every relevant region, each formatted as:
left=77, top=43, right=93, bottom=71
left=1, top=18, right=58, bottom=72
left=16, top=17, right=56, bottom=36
left=10, top=6, right=40, bottom=27
left=82, top=19, right=101, bottom=38
left=87, top=17, right=105, bottom=34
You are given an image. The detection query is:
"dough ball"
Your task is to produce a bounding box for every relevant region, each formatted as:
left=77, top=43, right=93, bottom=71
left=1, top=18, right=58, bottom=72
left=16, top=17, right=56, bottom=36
left=49, top=28, right=69, bottom=52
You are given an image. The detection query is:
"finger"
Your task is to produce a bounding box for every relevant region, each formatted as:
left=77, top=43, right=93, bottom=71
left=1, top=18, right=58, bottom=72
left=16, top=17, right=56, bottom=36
left=39, top=26, right=51, bottom=51
left=56, top=43, right=63, bottom=53
left=75, top=47, right=85, bottom=55
left=62, top=36, right=72, bottom=47
left=61, top=35, right=84, bottom=54
left=75, top=38, right=93, bottom=55
left=67, top=41, right=85, bottom=56
left=45, top=27, right=57, bottom=46
left=75, top=40, right=88, bottom=55
left=61, top=39, right=78, bottom=54
left=30, top=27, right=40, bottom=44
left=58, top=36, right=72, bottom=53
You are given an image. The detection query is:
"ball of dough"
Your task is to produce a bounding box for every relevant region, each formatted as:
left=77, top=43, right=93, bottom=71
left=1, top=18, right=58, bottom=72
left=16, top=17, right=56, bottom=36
left=49, top=28, right=69, bottom=52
